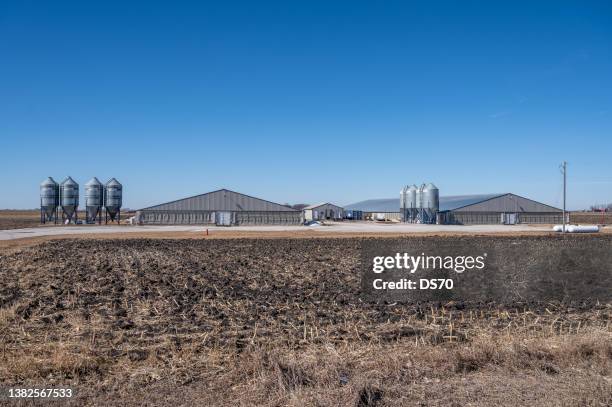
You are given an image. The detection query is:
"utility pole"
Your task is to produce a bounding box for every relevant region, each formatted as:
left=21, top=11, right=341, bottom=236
left=561, top=161, right=567, bottom=233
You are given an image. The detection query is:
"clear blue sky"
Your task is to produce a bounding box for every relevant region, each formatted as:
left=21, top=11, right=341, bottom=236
left=1, top=1, right=611, bottom=210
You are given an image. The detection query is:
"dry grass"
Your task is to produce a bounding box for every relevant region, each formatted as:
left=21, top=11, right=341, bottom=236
left=0, top=210, right=41, bottom=230
left=197, top=331, right=611, bottom=406
left=570, top=212, right=612, bottom=225
left=3, top=330, right=607, bottom=406
left=0, top=237, right=610, bottom=406
left=0, top=210, right=136, bottom=231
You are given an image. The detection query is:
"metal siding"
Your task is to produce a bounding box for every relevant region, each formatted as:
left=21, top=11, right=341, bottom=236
left=346, top=194, right=560, bottom=213
left=305, top=203, right=344, bottom=212
left=345, top=196, right=504, bottom=213
left=442, top=211, right=562, bottom=225
left=138, top=209, right=302, bottom=225
left=345, top=199, right=400, bottom=212
left=453, top=194, right=562, bottom=213
left=304, top=203, right=344, bottom=219
left=363, top=212, right=401, bottom=221
left=438, top=194, right=504, bottom=211
left=304, top=209, right=313, bottom=221
left=141, top=189, right=298, bottom=212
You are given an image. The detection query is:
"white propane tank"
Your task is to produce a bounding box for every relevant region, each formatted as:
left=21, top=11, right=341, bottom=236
left=567, top=225, right=600, bottom=233
left=553, top=224, right=599, bottom=233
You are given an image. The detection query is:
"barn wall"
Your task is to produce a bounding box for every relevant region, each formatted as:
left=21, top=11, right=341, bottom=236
left=454, top=194, right=561, bottom=213
left=137, top=210, right=302, bottom=225
left=364, top=212, right=401, bottom=221
left=305, top=204, right=344, bottom=220
left=441, top=211, right=563, bottom=225
left=143, top=189, right=296, bottom=212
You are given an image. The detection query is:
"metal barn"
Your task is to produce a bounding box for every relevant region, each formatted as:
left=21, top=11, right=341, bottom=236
left=437, top=193, right=563, bottom=225
left=345, top=193, right=562, bottom=225
left=344, top=199, right=401, bottom=221
left=303, top=203, right=344, bottom=221
left=136, top=189, right=302, bottom=226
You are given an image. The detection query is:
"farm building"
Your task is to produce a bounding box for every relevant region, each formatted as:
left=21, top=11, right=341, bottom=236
left=343, top=199, right=401, bottom=221
left=345, top=193, right=563, bottom=224
left=303, top=203, right=344, bottom=221
left=137, top=189, right=302, bottom=225
left=437, top=193, right=563, bottom=224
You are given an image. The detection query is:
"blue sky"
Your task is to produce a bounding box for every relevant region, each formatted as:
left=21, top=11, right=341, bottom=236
left=1, top=1, right=611, bottom=210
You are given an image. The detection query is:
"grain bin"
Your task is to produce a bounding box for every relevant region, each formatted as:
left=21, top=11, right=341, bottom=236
left=104, top=178, right=123, bottom=223
left=415, top=184, right=424, bottom=209
left=406, top=184, right=418, bottom=223
left=422, top=183, right=439, bottom=224
left=400, top=186, right=407, bottom=221
left=60, top=176, right=79, bottom=223
left=40, top=177, right=59, bottom=223
left=85, top=177, right=104, bottom=224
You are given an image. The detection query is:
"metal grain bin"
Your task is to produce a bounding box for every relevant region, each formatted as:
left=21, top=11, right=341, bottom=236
left=407, top=185, right=418, bottom=209
left=40, top=177, right=59, bottom=222
left=421, top=183, right=439, bottom=224
left=60, top=176, right=79, bottom=221
left=85, top=177, right=104, bottom=223
left=400, top=186, right=407, bottom=221
left=406, top=184, right=418, bottom=222
left=422, top=183, right=439, bottom=212
left=400, top=186, right=407, bottom=210
left=104, top=178, right=123, bottom=221
left=415, top=184, right=424, bottom=209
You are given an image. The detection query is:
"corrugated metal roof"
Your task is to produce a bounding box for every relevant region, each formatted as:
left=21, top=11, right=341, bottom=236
left=140, top=189, right=299, bottom=212
left=344, top=198, right=400, bottom=212
left=345, top=194, right=508, bottom=212
left=303, top=202, right=343, bottom=210
left=449, top=193, right=562, bottom=212
left=303, top=202, right=328, bottom=210
left=438, top=194, right=506, bottom=211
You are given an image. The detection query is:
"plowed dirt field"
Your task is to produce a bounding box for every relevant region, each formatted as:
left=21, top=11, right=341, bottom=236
left=0, top=237, right=610, bottom=406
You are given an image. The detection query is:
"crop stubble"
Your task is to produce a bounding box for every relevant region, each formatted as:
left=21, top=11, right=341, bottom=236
left=0, top=237, right=610, bottom=406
